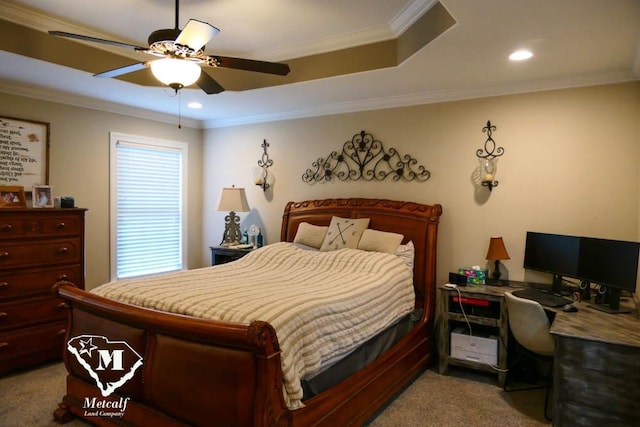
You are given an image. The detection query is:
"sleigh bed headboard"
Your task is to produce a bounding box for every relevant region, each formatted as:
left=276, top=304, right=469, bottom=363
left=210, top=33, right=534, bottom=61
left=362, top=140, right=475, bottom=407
left=280, top=198, right=443, bottom=316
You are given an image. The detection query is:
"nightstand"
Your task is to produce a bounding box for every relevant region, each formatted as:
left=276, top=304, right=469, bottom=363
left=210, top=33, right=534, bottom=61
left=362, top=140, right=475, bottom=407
left=209, top=246, right=254, bottom=266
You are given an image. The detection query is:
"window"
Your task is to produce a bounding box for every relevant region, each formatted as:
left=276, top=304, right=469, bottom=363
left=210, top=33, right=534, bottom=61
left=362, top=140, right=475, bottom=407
left=110, top=132, right=188, bottom=280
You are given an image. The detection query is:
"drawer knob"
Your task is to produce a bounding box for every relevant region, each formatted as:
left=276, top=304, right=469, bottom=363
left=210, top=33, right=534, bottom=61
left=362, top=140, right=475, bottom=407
left=57, top=274, right=69, bottom=280
left=0, top=224, right=12, bottom=232
left=0, top=252, right=8, bottom=258
left=56, top=222, right=66, bottom=229
left=58, top=247, right=69, bottom=254
left=57, top=302, right=69, bottom=309
left=0, top=342, right=8, bottom=349
left=0, top=312, right=6, bottom=319
left=0, top=282, right=8, bottom=289
left=57, top=329, right=67, bottom=336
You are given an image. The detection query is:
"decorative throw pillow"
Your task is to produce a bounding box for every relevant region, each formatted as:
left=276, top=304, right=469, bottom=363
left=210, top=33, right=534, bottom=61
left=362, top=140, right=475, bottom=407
left=293, top=222, right=329, bottom=249
left=357, top=229, right=404, bottom=254
left=395, top=241, right=415, bottom=270
left=320, top=216, right=370, bottom=251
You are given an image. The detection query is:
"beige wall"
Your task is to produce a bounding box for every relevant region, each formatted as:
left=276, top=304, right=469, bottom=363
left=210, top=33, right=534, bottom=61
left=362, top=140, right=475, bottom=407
left=1, top=82, right=638, bottom=292
left=0, top=93, right=203, bottom=290
left=204, top=82, right=640, bottom=289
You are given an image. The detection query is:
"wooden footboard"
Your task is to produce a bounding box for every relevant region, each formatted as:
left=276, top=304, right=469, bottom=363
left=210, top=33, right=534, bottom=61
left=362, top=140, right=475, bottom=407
left=54, top=285, right=291, bottom=426
left=54, top=284, right=434, bottom=427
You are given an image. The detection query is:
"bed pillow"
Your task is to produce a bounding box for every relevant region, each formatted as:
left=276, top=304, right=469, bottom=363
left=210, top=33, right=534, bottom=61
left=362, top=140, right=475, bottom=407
left=395, top=241, right=415, bottom=270
left=357, top=229, right=404, bottom=254
left=293, top=222, right=329, bottom=249
left=320, top=216, right=370, bottom=251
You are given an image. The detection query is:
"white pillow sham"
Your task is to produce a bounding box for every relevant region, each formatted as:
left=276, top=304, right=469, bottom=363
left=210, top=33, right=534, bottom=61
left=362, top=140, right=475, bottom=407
left=395, top=241, right=415, bottom=270
left=293, top=222, right=329, bottom=249
left=357, top=229, right=404, bottom=254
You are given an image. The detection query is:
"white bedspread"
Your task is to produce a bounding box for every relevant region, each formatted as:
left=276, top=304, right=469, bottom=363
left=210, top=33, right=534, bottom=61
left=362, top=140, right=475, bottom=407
left=91, top=242, right=415, bottom=409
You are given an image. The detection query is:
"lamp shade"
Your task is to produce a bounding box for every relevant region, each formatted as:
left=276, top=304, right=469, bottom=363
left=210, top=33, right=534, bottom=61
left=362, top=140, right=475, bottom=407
left=486, top=237, right=510, bottom=260
left=150, top=58, right=201, bottom=88
left=217, top=187, right=250, bottom=212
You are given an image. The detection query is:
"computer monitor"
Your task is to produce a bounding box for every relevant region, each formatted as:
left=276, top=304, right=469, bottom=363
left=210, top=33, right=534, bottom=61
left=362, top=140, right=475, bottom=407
left=524, top=231, right=640, bottom=313
left=578, top=237, right=640, bottom=313
left=523, top=232, right=580, bottom=295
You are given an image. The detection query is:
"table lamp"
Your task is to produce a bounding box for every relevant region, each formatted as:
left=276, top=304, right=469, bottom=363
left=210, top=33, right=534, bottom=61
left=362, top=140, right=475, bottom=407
left=217, top=186, right=250, bottom=246
left=486, top=237, right=510, bottom=283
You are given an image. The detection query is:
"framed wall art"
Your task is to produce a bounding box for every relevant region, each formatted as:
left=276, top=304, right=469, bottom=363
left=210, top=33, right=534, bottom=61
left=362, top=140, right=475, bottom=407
left=0, top=185, right=27, bottom=208
left=33, top=184, right=53, bottom=208
left=0, top=116, right=50, bottom=189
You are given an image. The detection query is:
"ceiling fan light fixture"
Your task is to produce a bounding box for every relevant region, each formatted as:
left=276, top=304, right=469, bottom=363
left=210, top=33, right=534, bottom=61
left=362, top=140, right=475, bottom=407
left=150, top=58, right=201, bottom=89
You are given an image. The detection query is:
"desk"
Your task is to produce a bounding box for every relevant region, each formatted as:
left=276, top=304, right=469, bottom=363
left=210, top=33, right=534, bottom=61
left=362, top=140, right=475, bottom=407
left=437, top=283, right=640, bottom=426
left=550, top=302, right=640, bottom=427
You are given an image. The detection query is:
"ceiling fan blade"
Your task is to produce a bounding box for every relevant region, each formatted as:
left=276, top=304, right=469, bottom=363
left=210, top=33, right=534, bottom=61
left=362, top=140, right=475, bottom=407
left=175, top=19, right=220, bottom=52
left=94, top=62, right=150, bottom=78
left=49, top=31, right=148, bottom=51
left=209, top=56, right=290, bottom=76
left=196, top=71, right=225, bottom=94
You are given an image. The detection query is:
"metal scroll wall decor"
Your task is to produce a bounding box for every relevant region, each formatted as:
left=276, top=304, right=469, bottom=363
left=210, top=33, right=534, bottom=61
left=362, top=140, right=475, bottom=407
left=302, top=130, right=430, bottom=183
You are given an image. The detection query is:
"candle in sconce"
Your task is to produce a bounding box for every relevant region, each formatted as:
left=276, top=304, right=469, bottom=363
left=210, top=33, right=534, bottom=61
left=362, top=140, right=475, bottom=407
left=255, top=177, right=264, bottom=185
left=483, top=174, right=494, bottom=182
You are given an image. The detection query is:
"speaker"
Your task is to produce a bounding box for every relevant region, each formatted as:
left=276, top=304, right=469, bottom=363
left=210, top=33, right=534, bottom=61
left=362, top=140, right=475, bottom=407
left=448, top=272, right=467, bottom=286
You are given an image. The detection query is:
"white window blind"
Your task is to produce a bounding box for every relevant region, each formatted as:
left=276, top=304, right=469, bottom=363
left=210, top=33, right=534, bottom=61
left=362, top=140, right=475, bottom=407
left=110, top=134, right=187, bottom=279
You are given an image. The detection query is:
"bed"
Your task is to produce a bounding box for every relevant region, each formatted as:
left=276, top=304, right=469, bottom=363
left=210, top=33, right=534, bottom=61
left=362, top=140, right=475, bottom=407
left=53, top=197, right=442, bottom=426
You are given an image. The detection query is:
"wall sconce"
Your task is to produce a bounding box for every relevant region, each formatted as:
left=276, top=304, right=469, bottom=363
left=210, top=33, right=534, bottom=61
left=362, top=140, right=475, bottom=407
left=254, top=139, right=273, bottom=191
left=217, top=186, right=250, bottom=246
left=486, top=236, right=510, bottom=284
left=476, top=120, right=504, bottom=191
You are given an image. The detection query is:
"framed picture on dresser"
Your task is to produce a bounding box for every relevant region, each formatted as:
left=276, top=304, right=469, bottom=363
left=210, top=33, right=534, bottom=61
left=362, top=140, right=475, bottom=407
left=33, top=184, right=53, bottom=208
left=0, top=185, right=26, bottom=208
left=0, top=116, right=50, bottom=189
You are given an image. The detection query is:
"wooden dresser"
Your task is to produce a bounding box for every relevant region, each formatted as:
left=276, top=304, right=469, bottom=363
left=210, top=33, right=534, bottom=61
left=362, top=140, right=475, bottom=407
left=0, top=208, right=86, bottom=375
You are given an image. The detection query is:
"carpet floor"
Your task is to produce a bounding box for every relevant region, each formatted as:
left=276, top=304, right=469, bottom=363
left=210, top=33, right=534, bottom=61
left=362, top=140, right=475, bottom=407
left=0, top=362, right=550, bottom=426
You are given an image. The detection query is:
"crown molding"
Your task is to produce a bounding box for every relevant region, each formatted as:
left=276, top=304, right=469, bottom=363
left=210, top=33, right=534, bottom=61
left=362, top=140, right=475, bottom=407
left=0, top=0, right=432, bottom=63
left=1, top=69, right=632, bottom=131
left=0, top=0, right=143, bottom=61
left=390, top=0, right=440, bottom=35
left=0, top=79, right=201, bottom=129
left=255, top=0, right=438, bottom=61
left=203, top=70, right=635, bottom=128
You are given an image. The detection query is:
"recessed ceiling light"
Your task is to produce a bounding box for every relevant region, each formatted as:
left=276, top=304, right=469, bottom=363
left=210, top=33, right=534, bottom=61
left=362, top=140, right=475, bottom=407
left=188, top=102, right=203, bottom=109
left=509, top=50, right=533, bottom=61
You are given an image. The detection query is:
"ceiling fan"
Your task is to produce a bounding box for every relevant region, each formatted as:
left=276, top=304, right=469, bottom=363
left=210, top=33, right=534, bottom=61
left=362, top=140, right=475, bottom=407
left=48, top=0, right=290, bottom=94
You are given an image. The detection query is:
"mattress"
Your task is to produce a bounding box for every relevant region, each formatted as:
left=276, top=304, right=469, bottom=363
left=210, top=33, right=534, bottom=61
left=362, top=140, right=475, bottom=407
left=91, top=242, right=415, bottom=409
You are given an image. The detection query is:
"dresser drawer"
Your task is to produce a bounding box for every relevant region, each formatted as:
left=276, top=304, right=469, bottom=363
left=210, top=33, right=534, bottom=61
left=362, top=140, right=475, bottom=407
left=0, top=238, right=81, bottom=269
left=0, top=264, right=82, bottom=301
left=0, top=212, right=83, bottom=240
left=0, top=296, right=68, bottom=332
left=0, top=320, right=67, bottom=374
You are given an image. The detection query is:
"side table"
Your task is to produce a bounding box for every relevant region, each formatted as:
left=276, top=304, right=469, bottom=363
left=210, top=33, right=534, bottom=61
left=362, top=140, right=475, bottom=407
left=209, top=246, right=254, bottom=266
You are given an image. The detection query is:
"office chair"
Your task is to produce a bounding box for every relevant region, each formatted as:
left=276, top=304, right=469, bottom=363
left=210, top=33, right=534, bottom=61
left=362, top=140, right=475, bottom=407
left=504, top=292, right=555, bottom=420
